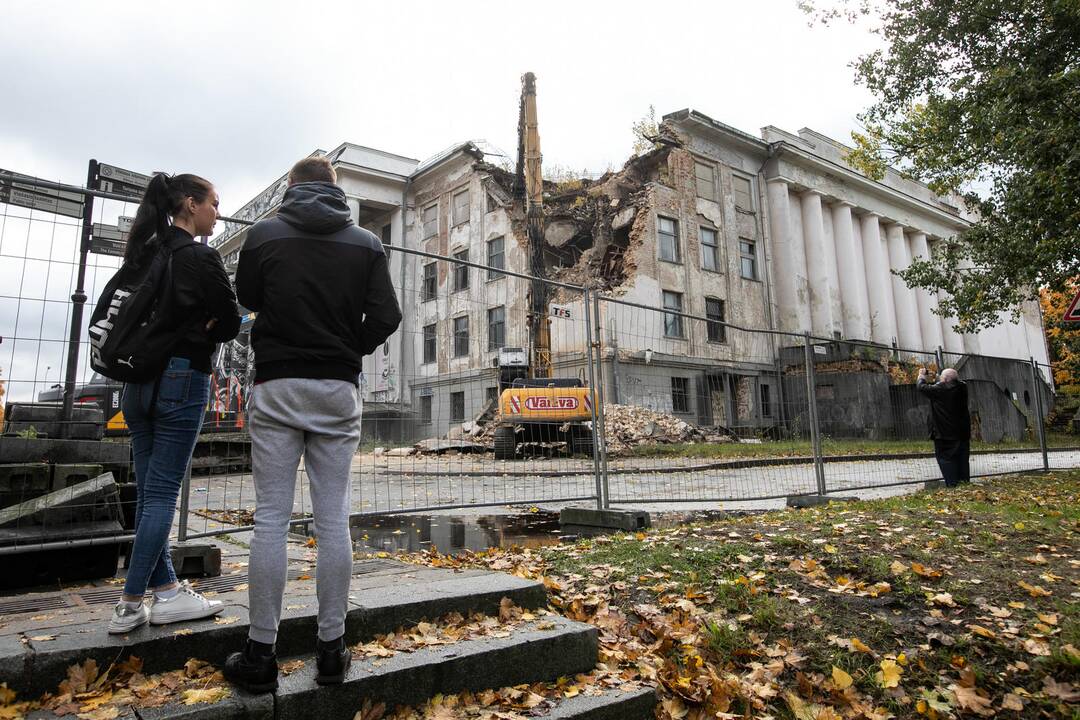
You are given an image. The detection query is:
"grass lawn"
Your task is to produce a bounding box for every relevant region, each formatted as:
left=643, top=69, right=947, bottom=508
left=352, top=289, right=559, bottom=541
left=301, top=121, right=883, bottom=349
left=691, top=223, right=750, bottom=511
left=399, top=470, right=1080, bottom=718
left=628, top=432, right=1078, bottom=461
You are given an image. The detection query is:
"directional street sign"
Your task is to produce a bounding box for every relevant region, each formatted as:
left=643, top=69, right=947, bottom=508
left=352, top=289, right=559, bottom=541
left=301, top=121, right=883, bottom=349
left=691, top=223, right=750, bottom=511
left=97, top=163, right=150, bottom=199
left=1064, top=290, right=1080, bottom=323
left=118, top=215, right=134, bottom=232
left=0, top=168, right=85, bottom=219
left=90, top=222, right=128, bottom=257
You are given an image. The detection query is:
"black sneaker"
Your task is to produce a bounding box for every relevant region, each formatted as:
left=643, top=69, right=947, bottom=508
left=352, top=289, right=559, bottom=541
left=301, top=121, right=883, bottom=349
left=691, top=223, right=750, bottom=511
left=315, top=636, right=351, bottom=685
left=223, top=639, right=278, bottom=693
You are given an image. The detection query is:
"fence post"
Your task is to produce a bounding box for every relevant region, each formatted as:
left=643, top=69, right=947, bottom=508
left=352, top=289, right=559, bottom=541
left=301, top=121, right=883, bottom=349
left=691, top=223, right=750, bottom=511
left=60, top=159, right=98, bottom=436
left=582, top=287, right=604, bottom=510
left=803, top=332, right=827, bottom=496
left=592, top=293, right=612, bottom=508
left=936, top=345, right=945, bottom=372
left=177, top=463, right=192, bottom=542
left=1030, top=357, right=1049, bottom=471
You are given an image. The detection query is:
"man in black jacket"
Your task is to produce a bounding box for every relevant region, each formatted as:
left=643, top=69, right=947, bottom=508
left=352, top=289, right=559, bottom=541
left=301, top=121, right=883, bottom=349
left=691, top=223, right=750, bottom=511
left=916, top=367, right=971, bottom=487
left=224, top=157, right=401, bottom=692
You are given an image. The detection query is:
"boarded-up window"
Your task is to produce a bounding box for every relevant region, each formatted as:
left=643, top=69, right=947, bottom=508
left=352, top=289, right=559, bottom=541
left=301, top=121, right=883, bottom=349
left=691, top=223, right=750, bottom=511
left=695, top=162, right=716, bottom=200
left=658, top=216, right=680, bottom=263
left=453, top=249, right=469, bottom=291
left=671, top=377, right=690, bottom=413
left=420, top=395, right=432, bottom=423
left=700, top=226, right=720, bottom=272
left=423, top=323, right=437, bottom=364
left=453, top=316, right=469, bottom=357
left=422, top=203, right=438, bottom=238
left=452, top=189, right=470, bottom=226
left=421, top=262, right=437, bottom=301
left=451, top=391, right=465, bottom=421
left=487, top=236, right=505, bottom=279
left=732, top=175, right=754, bottom=211
left=760, top=383, right=772, bottom=418
left=706, top=297, right=726, bottom=343
left=487, top=306, right=505, bottom=351
left=663, top=290, right=684, bottom=338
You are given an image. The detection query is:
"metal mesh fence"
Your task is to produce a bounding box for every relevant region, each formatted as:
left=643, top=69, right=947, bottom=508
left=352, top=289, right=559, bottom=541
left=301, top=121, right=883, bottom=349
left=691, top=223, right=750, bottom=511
left=0, top=167, right=1076, bottom=561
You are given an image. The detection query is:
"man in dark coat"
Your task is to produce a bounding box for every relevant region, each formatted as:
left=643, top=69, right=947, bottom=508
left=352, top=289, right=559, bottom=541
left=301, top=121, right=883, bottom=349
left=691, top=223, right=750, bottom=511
left=916, top=367, right=971, bottom=487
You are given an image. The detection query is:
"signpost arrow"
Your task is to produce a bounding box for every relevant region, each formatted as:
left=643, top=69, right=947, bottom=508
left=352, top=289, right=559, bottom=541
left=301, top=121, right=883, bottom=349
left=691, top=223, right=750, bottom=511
left=90, top=222, right=128, bottom=257
left=97, top=163, right=150, bottom=198
left=0, top=169, right=86, bottom=219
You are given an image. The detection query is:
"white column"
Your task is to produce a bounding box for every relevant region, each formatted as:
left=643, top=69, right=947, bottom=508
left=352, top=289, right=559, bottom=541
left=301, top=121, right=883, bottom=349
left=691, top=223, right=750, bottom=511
left=766, top=179, right=811, bottom=333
left=832, top=202, right=871, bottom=340
left=908, top=232, right=945, bottom=352
left=800, top=191, right=837, bottom=336
left=860, top=213, right=897, bottom=345
left=885, top=223, right=924, bottom=351
left=821, top=206, right=844, bottom=333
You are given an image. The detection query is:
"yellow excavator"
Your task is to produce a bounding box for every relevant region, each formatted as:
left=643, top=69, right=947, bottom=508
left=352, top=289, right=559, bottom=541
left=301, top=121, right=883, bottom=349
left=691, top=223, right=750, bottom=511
left=492, top=73, right=594, bottom=460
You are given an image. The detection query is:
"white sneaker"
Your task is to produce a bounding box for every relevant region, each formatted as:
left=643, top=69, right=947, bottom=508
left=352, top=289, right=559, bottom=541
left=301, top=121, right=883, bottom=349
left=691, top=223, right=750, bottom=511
left=149, top=581, right=223, bottom=625
left=108, top=602, right=149, bottom=634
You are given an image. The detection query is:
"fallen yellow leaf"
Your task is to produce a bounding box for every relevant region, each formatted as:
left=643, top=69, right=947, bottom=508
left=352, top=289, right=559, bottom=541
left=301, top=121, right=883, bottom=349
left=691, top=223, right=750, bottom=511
left=831, top=665, right=853, bottom=689
left=876, top=659, right=902, bottom=688
left=181, top=687, right=230, bottom=705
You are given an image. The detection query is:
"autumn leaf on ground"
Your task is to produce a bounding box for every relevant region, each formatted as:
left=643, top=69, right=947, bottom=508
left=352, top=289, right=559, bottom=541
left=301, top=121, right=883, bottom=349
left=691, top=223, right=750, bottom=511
left=831, top=666, right=853, bottom=689
left=78, top=706, right=119, bottom=720
left=950, top=684, right=995, bottom=716
left=352, top=698, right=386, bottom=720
left=181, top=687, right=230, bottom=705
left=1000, top=693, right=1025, bottom=711
left=60, top=659, right=99, bottom=695
left=876, top=659, right=902, bottom=688
left=968, top=624, right=997, bottom=640
left=1041, top=676, right=1080, bottom=702
left=213, top=616, right=239, bottom=626
left=279, top=659, right=305, bottom=675
left=850, top=637, right=874, bottom=654
left=1017, top=580, right=1051, bottom=597
left=911, top=562, right=942, bottom=578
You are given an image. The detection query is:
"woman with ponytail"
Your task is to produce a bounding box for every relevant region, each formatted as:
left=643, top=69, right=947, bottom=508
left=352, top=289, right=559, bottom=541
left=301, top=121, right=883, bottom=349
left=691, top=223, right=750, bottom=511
left=107, top=172, right=241, bottom=634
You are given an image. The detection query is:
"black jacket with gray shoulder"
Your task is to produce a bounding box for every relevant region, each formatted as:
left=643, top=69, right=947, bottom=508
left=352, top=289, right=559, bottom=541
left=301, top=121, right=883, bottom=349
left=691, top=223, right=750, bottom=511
left=236, top=182, right=402, bottom=385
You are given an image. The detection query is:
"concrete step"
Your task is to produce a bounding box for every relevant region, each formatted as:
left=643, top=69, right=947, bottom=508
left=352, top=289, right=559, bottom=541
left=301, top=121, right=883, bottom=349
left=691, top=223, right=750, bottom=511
left=545, top=686, right=656, bottom=719
left=272, top=615, right=598, bottom=720
left=2, top=560, right=546, bottom=697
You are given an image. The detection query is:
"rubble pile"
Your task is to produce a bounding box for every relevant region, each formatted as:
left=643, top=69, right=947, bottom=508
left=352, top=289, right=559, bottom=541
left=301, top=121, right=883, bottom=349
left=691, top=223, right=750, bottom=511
left=601, top=404, right=727, bottom=455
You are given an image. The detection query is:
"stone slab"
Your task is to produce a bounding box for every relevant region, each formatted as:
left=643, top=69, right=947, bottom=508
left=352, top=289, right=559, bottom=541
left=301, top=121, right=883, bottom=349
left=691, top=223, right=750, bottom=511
left=547, top=686, right=656, bottom=719
left=0, top=472, right=117, bottom=529
left=785, top=494, right=859, bottom=508
left=2, top=560, right=547, bottom=698
left=274, top=615, right=598, bottom=720
left=559, top=507, right=650, bottom=531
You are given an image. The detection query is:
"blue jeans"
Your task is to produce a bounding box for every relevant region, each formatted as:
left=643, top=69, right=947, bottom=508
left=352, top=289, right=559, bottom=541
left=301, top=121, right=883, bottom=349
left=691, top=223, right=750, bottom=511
left=122, top=357, right=209, bottom=596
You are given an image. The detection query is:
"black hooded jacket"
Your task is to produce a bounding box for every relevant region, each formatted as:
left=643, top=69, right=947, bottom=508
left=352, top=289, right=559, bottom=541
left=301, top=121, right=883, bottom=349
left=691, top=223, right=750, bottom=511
left=916, top=377, right=971, bottom=441
left=236, top=182, right=402, bottom=385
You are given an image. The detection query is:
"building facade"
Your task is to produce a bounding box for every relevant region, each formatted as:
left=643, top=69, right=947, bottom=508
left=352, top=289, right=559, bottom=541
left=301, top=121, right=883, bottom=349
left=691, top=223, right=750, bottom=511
left=211, top=110, right=1051, bottom=442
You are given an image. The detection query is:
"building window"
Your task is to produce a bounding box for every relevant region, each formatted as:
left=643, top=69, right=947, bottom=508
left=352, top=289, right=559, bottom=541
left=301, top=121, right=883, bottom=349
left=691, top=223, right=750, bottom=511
left=422, top=262, right=437, bottom=301
left=381, top=223, right=392, bottom=257
left=486, top=192, right=499, bottom=213
left=739, top=239, right=758, bottom=280
left=422, top=203, right=438, bottom=239
left=419, top=395, right=432, bottom=423
left=487, top=236, right=505, bottom=280
left=700, top=226, right=720, bottom=272
left=732, top=174, right=754, bottom=211
left=658, top=216, right=680, bottom=263
left=486, top=386, right=499, bottom=406
left=453, top=316, right=469, bottom=357
left=487, top=306, right=505, bottom=351
left=706, top=297, right=726, bottom=343
left=694, top=162, right=716, bottom=200
left=760, top=383, right=772, bottom=418
left=671, top=377, right=690, bottom=413
left=451, top=391, right=465, bottom=422
left=453, top=249, right=469, bottom=291
left=662, top=290, right=684, bottom=338
left=423, top=323, right=437, bottom=364
left=452, top=189, right=470, bottom=227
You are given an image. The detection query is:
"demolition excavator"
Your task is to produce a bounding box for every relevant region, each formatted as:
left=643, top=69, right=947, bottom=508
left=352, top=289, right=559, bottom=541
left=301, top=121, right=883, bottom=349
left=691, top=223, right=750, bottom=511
left=491, top=73, right=595, bottom=460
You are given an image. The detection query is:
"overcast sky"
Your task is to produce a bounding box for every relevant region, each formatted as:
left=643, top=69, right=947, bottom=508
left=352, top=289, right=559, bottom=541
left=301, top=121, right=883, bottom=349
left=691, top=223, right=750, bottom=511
left=0, top=0, right=880, bottom=400
left=1, top=0, right=879, bottom=210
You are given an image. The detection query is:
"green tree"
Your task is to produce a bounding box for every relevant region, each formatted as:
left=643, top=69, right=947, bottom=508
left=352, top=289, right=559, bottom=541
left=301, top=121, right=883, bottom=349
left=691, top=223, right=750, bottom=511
left=631, top=105, right=661, bottom=156
left=811, top=0, right=1080, bottom=332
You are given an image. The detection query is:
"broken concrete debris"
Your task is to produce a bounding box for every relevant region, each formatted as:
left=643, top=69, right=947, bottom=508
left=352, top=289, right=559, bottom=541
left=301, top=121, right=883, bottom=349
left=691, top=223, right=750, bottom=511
left=408, top=402, right=731, bottom=457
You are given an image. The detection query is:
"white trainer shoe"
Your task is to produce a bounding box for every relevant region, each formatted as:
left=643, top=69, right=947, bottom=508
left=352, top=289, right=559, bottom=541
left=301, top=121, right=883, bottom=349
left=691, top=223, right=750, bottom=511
left=108, top=602, right=149, bottom=634
left=148, top=581, right=223, bottom=625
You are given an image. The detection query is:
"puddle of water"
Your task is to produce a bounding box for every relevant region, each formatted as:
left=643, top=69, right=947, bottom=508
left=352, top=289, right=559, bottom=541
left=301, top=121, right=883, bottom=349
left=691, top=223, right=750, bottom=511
left=349, top=512, right=564, bottom=556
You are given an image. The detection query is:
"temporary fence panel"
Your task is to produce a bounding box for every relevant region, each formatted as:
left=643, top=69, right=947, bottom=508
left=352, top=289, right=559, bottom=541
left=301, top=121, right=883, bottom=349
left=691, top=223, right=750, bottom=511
left=593, top=294, right=822, bottom=505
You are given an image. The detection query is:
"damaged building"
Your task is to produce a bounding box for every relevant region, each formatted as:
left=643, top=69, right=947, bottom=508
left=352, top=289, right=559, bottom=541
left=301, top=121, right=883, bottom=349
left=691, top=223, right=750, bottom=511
left=212, top=108, right=1052, bottom=444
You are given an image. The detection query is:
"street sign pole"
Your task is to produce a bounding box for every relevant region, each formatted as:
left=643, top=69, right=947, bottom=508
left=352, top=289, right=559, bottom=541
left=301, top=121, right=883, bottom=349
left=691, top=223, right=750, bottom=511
left=60, top=159, right=98, bottom=436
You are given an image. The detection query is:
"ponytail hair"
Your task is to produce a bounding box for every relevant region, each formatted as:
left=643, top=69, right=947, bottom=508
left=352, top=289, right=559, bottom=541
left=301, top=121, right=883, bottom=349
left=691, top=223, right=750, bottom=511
left=124, top=172, right=213, bottom=267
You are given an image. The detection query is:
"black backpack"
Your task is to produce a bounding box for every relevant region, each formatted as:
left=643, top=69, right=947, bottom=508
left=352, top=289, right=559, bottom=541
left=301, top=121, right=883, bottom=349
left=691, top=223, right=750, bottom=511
left=88, top=235, right=190, bottom=383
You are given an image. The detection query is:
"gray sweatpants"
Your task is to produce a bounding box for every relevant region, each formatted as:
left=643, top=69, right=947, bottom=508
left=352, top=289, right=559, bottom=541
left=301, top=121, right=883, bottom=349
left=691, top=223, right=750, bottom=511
left=246, top=378, right=361, bottom=644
